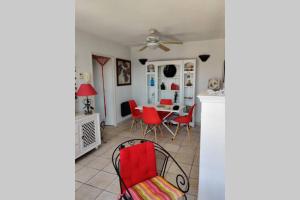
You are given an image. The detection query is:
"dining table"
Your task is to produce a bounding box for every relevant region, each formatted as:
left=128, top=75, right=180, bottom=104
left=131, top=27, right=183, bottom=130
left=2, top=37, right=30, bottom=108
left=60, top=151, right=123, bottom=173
left=135, top=104, right=184, bottom=137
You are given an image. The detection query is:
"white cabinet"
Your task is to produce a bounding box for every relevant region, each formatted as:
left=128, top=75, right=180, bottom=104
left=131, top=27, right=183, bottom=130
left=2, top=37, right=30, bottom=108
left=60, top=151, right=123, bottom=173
left=145, top=59, right=196, bottom=126
left=75, top=113, right=101, bottom=159
left=197, top=93, right=225, bottom=200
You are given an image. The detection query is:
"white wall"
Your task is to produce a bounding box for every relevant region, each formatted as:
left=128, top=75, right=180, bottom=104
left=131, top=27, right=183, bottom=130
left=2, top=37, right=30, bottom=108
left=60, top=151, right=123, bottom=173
left=75, top=29, right=132, bottom=124
left=130, top=39, right=225, bottom=123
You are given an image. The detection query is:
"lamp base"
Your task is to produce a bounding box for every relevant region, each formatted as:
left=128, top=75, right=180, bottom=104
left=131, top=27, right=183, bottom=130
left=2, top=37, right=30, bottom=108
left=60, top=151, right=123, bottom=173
left=84, top=110, right=93, bottom=115
left=82, top=97, right=94, bottom=115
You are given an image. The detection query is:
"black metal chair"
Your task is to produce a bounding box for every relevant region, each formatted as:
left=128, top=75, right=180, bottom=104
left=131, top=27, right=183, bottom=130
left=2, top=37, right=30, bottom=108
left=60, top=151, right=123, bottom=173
left=112, top=139, right=189, bottom=200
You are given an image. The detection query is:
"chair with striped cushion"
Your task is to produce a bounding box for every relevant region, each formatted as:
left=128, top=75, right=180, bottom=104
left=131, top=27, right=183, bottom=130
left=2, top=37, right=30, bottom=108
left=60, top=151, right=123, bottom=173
left=112, top=139, right=189, bottom=200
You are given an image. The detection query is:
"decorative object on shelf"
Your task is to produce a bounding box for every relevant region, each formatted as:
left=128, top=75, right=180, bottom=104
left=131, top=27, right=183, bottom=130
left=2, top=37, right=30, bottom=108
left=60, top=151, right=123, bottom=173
left=116, top=58, right=131, bottom=86
left=163, top=65, right=177, bottom=77
left=160, top=82, right=166, bottom=90
left=199, top=54, right=210, bottom=62
left=183, top=105, right=191, bottom=113
left=171, top=83, right=179, bottom=90
left=173, top=105, right=179, bottom=110
left=139, top=58, right=148, bottom=65
left=92, top=55, right=111, bottom=118
left=186, top=79, right=193, bottom=86
left=150, top=77, right=155, bottom=86
left=174, top=91, right=178, bottom=103
left=147, top=64, right=155, bottom=72
left=208, top=78, right=221, bottom=91
left=184, top=62, right=194, bottom=71
left=76, top=84, right=97, bottom=115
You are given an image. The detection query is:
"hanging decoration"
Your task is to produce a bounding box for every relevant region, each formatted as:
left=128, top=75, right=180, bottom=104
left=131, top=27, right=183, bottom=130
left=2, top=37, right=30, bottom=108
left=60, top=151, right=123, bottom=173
left=92, top=55, right=111, bottom=118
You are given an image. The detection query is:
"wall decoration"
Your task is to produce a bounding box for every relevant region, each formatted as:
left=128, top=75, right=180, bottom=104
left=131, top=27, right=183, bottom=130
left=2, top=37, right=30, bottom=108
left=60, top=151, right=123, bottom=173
left=163, top=65, right=177, bottom=77
left=116, top=58, right=131, bottom=86
left=138, top=58, right=148, bottom=65
left=92, top=55, right=111, bottom=117
left=208, top=78, right=221, bottom=91
left=199, top=54, right=210, bottom=62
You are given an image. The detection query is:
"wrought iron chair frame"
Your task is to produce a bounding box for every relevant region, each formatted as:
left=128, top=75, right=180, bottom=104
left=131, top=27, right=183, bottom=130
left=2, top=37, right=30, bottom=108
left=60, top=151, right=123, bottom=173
left=112, top=139, right=189, bottom=200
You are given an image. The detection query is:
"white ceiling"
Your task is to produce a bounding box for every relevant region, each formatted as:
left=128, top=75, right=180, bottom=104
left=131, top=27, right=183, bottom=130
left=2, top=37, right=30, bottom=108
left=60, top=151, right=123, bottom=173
left=76, top=0, right=224, bottom=46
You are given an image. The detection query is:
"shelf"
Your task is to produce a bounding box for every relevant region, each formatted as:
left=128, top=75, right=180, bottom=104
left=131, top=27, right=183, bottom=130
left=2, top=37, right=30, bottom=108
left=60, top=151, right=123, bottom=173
left=158, top=77, right=180, bottom=80
left=184, top=71, right=194, bottom=73
left=160, top=89, right=180, bottom=92
left=184, top=86, right=193, bottom=87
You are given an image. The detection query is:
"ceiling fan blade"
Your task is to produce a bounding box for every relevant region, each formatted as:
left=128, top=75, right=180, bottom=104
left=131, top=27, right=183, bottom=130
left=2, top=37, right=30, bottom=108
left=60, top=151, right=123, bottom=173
left=139, top=46, right=148, bottom=51
left=158, top=44, right=170, bottom=52
left=161, top=40, right=183, bottom=45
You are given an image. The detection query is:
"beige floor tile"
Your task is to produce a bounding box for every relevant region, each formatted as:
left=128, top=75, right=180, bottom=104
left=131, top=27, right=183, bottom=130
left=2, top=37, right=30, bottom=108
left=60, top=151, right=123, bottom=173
left=187, top=178, right=199, bottom=196
left=75, top=167, right=99, bottom=183
left=87, top=157, right=111, bottom=170
left=103, top=163, right=117, bottom=174
left=96, top=191, right=118, bottom=200
left=164, top=172, right=178, bottom=186
left=186, top=194, right=197, bottom=200
left=178, top=146, right=196, bottom=154
left=105, top=177, right=121, bottom=194
left=99, top=148, right=117, bottom=159
left=76, top=154, right=97, bottom=166
left=74, top=121, right=200, bottom=199
left=190, top=165, right=199, bottom=179
left=164, top=143, right=180, bottom=153
left=75, top=181, right=82, bottom=191
left=76, top=163, right=84, bottom=172
left=168, top=162, right=192, bottom=176
left=87, top=171, right=117, bottom=189
left=175, top=152, right=194, bottom=165
left=75, top=184, right=103, bottom=200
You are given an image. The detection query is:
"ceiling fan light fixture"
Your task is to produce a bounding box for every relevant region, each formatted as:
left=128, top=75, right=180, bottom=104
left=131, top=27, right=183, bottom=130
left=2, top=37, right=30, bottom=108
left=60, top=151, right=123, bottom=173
left=147, top=42, right=159, bottom=49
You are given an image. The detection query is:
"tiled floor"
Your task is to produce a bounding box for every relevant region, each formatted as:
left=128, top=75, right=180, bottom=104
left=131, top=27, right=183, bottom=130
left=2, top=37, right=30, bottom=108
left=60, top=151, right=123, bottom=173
left=75, top=120, right=200, bottom=200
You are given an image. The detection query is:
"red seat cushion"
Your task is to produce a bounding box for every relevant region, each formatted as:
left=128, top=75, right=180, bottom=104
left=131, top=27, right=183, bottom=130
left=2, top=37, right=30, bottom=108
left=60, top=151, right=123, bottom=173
left=128, top=176, right=184, bottom=200
left=120, top=142, right=157, bottom=193
left=174, top=115, right=191, bottom=124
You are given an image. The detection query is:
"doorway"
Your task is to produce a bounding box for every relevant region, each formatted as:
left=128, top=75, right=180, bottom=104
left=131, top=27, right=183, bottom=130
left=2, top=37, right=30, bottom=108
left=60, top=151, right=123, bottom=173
left=92, top=55, right=117, bottom=126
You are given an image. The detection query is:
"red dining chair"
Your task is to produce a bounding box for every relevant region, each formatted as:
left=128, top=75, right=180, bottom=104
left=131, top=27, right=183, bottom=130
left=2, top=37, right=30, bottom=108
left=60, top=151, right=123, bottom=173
left=172, top=104, right=196, bottom=140
left=128, top=100, right=143, bottom=133
left=158, top=99, right=173, bottom=120
left=142, top=106, right=163, bottom=142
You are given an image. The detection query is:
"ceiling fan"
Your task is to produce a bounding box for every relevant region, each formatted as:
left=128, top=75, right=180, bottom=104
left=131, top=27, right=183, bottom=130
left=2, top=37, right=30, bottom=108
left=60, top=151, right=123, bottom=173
left=139, top=29, right=183, bottom=52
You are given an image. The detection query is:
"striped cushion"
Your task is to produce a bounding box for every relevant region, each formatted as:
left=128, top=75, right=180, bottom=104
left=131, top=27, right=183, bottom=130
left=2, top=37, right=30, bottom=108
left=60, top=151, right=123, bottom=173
left=127, top=176, right=184, bottom=200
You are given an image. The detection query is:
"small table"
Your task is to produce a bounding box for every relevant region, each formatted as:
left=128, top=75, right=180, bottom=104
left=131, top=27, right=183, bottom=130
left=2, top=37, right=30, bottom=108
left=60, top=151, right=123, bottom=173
left=136, top=104, right=183, bottom=137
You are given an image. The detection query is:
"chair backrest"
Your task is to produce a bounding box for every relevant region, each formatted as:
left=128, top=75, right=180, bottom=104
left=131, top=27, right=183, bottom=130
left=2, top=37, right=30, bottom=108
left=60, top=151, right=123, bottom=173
left=188, top=104, right=196, bottom=119
left=142, top=106, right=162, bottom=124
left=160, top=98, right=173, bottom=105
left=120, top=142, right=157, bottom=192
left=128, top=99, right=140, bottom=117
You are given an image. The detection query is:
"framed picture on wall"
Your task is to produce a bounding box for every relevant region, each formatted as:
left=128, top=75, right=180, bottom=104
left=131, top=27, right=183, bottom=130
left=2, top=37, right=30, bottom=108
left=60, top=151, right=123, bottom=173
left=116, top=58, right=131, bottom=86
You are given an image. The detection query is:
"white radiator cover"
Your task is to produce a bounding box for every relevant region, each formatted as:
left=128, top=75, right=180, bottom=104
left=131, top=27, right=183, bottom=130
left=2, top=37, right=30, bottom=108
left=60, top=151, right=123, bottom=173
left=75, top=113, right=101, bottom=159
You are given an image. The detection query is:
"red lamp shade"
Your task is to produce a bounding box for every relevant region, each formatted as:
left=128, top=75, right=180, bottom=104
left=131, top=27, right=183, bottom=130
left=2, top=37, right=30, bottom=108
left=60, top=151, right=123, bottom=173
left=76, top=84, right=97, bottom=96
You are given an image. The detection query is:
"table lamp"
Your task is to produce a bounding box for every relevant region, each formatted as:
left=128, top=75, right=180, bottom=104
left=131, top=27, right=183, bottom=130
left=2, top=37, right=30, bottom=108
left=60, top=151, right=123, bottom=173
left=76, top=84, right=97, bottom=115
